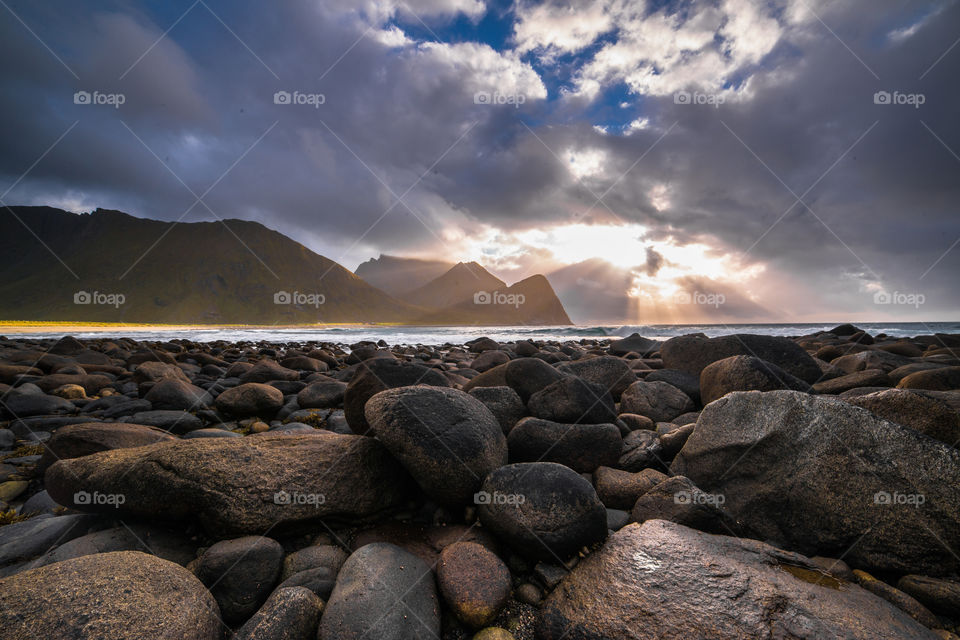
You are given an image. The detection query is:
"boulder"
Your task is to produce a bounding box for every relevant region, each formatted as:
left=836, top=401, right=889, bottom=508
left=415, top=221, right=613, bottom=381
left=507, top=417, right=621, bottom=473
left=240, top=359, right=300, bottom=383
left=233, top=586, right=323, bottom=640
left=898, top=574, right=960, bottom=617
left=557, top=356, right=636, bottom=399
left=644, top=369, right=701, bottom=404
left=700, top=355, right=811, bottom=405
left=812, top=369, right=893, bottom=394
left=296, top=379, right=347, bottom=409
left=0, top=551, right=221, bottom=639
left=630, top=475, right=727, bottom=532
left=538, top=520, right=938, bottom=640
left=619, top=381, right=695, bottom=423
left=898, top=366, right=960, bottom=391
left=660, top=333, right=822, bottom=383
left=609, top=333, right=660, bottom=357
left=132, top=361, right=190, bottom=385
left=845, top=389, right=960, bottom=446
left=672, top=390, right=960, bottom=574
left=471, top=350, right=510, bottom=372
left=477, top=462, right=607, bottom=562
left=319, top=543, right=440, bottom=640
left=365, top=386, right=507, bottom=504
left=45, top=432, right=413, bottom=536
left=593, top=466, right=668, bottom=510
left=196, top=536, right=283, bottom=624
left=503, top=358, right=566, bottom=402
left=129, top=409, right=203, bottom=433
left=143, top=378, right=211, bottom=410
left=527, top=377, right=617, bottom=424
left=468, top=386, right=525, bottom=434
left=215, top=382, right=284, bottom=417
left=437, top=541, right=511, bottom=628
left=344, top=358, right=450, bottom=435
left=37, top=422, right=177, bottom=472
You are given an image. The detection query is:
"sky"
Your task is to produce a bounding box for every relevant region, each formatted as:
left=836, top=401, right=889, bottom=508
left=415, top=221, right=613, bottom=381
left=1, top=0, right=958, bottom=323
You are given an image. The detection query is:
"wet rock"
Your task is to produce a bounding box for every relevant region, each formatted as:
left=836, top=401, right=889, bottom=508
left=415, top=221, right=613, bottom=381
left=319, top=542, right=441, bottom=640
left=344, top=358, right=450, bottom=435
left=593, top=466, right=668, bottom=510
left=538, top=520, right=937, bottom=640
left=898, top=574, right=960, bottom=617
left=437, top=541, right=511, bottom=627
left=853, top=570, right=940, bottom=629
left=233, top=586, right=323, bottom=640
left=630, top=475, right=727, bottom=532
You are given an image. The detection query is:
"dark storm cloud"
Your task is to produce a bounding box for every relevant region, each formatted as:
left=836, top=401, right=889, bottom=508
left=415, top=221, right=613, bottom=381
left=0, top=0, right=957, bottom=318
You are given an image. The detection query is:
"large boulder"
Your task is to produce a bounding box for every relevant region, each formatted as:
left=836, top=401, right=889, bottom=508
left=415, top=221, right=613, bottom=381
left=364, top=386, right=507, bottom=504
left=538, top=520, right=938, bottom=640
left=45, top=432, right=413, bottom=536
left=845, top=388, right=960, bottom=446
left=344, top=358, right=450, bottom=435
left=897, top=366, right=960, bottom=391
left=37, top=421, right=176, bottom=472
left=504, top=357, right=566, bottom=402
left=619, top=381, right=695, bottom=423
left=661, top=333, right=822, bottom=383
left=196, top=536, right=283, bottom=624
left=527, top=377, right=617, bottom=424
left=557, top=356, right=637, bottom=399
left=507, top=417, right=621, bottom=473
left=215, top=382, right=284, bottom=417
left=468, top=386, right=525, bottom=434
left=296, top=379, right=347, bottom=409
left=240, top=359, right=300, bottom=383
left=319, top=543, right=440, bottom=640
left=476, top=462, right=607, bottom=561
left=700, top=355, right=811, bottom=405
left=672, top=390, right=960, bottom=574
left=0, top=551, right=222, bottom=639
left=143, top=378, right=212, bottom=410
left=608, top=333, right=660, bottom=357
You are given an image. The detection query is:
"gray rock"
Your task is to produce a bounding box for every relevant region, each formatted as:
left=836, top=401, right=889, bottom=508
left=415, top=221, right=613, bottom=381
left=37, top=421, right=176, bottom=472
left=469, top=386, right=525, bottom=434
left=527, top=377, right=617, bottom=425
left=296, top=379, right=347, bottom=409
left=1, top=389, right=75, bottom=418
left=477, top=462, right=607, bottom=562
left=630, top=475, right=727, bottom=532
left=471, top=349, right=510, bottom=372
left=35, top=523, right=195, bottom=568
left=365, top=386, right=507, bottom=505
left=183, top=427, right=242, bottom=438
left=0, top=551, right=222, bottom=640
left=538, top=520, right=937, bottom=640
left=700, top=355, right=811, bottom=405
left=129, top=409, right=204, bottom=433
left=0, top=514, right=105, bottom=572
left=45, top=432, right=413, bottom=536
left=594, top=467, right=668, bottom=510
left=846, top=388, right=960, bottom=446
left=661, top=333, right=822, bottom=383
left=557, top=356, right=637, bottom=400
left=619, top=381, right=695, bottom=423
left=319, top=542, right=441, bottom=640
left=197, top=535, right=284, bottom=624
left=504, top=357, right=566, bottom=402
left=507, top=417, right=621, bottom=473
left=644, top=368, right=701, bottom=404
left=234, top=586, right=323, bottom=640
left=240, top=359, right=300, bottom=383
left=344, top=358, right=450, bottom=435
left=672, top=390, right=960, bottom=575
left=609, top=333, right=660, bottom=357
left=281, top=544, right=348, bottom=580
left=215, top=382, right=284, bottom=418
left=812, top=369, right=893, bottom=394
left=274, top=566, right=337, bottom=600
left=143, top=378, right=212, bottom=410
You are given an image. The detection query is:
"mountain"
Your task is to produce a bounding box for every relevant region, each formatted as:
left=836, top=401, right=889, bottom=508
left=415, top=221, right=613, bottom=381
left=405, top=262, right=505, bottom=308
left=0, top=206, right=421, bottom=324
left=547, top=258, right=636, bottom=324
left=354, top=254, right=454, bottom=296
left=415, top=274, right=572, bottom=325
left=0, top=206, right=573, bottom=325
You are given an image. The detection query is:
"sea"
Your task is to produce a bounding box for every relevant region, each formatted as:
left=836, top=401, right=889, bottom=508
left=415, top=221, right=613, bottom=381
left=8, top=322, right=960, bottom=346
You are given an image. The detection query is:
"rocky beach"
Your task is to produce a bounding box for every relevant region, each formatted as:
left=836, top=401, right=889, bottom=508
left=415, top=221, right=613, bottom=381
left=0, top=326, right=957, bottom=639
